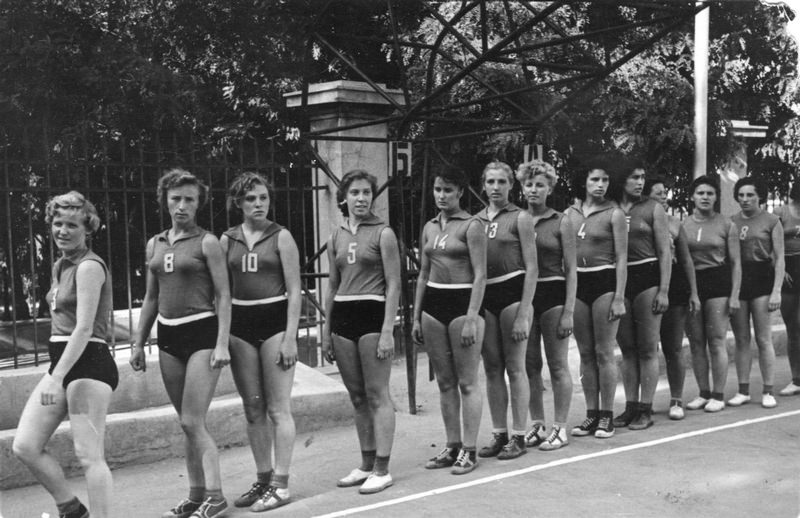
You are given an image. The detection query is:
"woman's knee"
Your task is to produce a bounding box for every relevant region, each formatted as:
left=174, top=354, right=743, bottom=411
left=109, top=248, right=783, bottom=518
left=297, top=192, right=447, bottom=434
left=179, top=413, right=208, bottom=435
left=242, top=397, right=267, bottom=425
left=11, top=437, right=38, bottom=463
left=457, top=380, right=478, bottom=396
left=266, top=403, right=294, bottom=426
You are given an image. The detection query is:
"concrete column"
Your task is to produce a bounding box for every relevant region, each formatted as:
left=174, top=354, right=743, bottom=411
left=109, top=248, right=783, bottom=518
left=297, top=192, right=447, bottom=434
left=285, top=80, right=405, bottom=355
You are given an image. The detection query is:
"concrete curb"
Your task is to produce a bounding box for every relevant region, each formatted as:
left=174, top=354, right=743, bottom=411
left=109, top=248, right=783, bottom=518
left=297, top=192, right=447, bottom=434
left=0, top=361, right=350, bottom=489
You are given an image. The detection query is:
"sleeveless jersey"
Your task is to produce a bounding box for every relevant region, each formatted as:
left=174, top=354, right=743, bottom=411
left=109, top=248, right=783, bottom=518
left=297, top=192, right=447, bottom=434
left=622, top=198, right=658, bottom=264
left=534, top=209, right=566, bottom=280
left=423, top=210, right=476, bottom=286
left=683, top=213, right=733, bottom=270
left=149, top=228, right=215, bottom=319
left=731, top=210, right=780, bottom=263
left=776, top=204, right=800, bottom=256
left=476, top=203, right=524, bottom=281
left=331, top=214, right=388, bottom=301
left=566, top=201, right=617, bottom=270
left=46, top=249, right=112, bottom=341
left=224, top=222, right=286, bottom=303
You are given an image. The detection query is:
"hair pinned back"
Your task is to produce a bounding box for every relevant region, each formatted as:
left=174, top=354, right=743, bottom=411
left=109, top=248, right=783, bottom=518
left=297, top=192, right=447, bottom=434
left=45, top=191, right=101, bottom=234
left=157, top=168, right=209, bottom=212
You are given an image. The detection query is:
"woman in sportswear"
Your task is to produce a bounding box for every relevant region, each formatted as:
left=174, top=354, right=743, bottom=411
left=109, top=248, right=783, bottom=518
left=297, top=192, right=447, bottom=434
left=775, top=180, right=800, bottom=397
left=322, top=169, right=401, bottom=494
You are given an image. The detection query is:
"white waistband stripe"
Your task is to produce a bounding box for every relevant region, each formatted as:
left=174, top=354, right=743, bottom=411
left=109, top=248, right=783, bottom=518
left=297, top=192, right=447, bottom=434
left=232, top=295, right=287, bottom=306
left=427, top=281, right=473, bottom=289
left=158, top=311, right=216, bottom=326
left=334, top=294, right=386, bottom=302
left=486, top=270, right=525, bottom=285
left=49, top=336, right=106, bottom=344
left=576, top=264, right=616, bottom=273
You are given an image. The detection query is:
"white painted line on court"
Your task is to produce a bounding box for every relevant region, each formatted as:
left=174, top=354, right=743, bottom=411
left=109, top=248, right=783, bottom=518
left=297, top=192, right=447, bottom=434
left=313, top=408, right=800, bottom=518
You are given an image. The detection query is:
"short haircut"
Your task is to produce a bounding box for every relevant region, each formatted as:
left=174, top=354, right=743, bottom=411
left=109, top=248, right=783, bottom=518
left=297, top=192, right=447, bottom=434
left=434, top=166, right=469, bottom=191
left=45, top=191, right=101, bottom=234
left=643, top=176, right=667, bottom=197
left=481, top=161, right=514, bottom=185
left=689, top=175, right=720, bottom=198
left=516, top=160, right=557, bottom=188
left=336, top=169, right=378, bottom=217
left=733, top=175, right=767, bottom=202
left=157, top=168, right=209, bottom=212
left=571, top=155, right=616, bottom=201
left=607, top=158, right=645, bottom=202
left=227, top=172, right=274, bottom=214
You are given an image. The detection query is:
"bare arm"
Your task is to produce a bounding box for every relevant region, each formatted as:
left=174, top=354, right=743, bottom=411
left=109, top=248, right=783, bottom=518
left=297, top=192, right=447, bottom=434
left=652, top=203, right=671, bottom=314
left=462, top=218, right=488, bottom=346
left=513, top=211, right=538, bottom=342
left=322, top=235, right=340, bottom=362
left=130, top=238, right=159, bottom=372
left=727, top=221, right=742, bottom=311
left=675, top=225, right=700, bottom=314
left=277, top=229, right=302, bottom=368
left=412, top=226, right=431, bottom=344
left=770, top=220, right=785, bottom=312
left=378, top=227, right=402, bottom=359
left=610, top=208, right=628, bottom=321
left=203, top=233, right=232, bottom=369
left=559, top=216, right=578, bottom=338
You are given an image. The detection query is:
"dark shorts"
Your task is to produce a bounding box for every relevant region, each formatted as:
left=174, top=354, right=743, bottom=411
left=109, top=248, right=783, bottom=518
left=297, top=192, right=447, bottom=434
left=668, top=262, right=690, bottom=307
left=157, top=315, right=218, bottom=364
left=625, top=260, right=660, bottom=302
left=533, top=279, right=566, bottom=318
left=740, top=261, right=774, bottom=301
left=231, top=299, right=288, bottom=346
left=423, top=285, right=483, bottom=326
left=696, top=264, right=731, bottom=303
left=48, top=340, right=119, bottom=391
left=576, top=268, right=616, bottom=306
left=330, top=299, right=385, bottom=343
left=784, top=255, right=800, bottom=294
left=483, top=273, right=524, bottom=317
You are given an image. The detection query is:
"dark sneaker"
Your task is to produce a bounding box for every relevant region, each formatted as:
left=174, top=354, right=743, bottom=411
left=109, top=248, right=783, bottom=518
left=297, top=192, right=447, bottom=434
left=496, top=435, right=527, bottom=460
left=162, top=499, right=202, bottom=518
left=570, top=416, right=599, bottom=437
left=60, top=502, right=89, bottom=518
left=478, top=432, right=508, bottom=458
left=629, top=410, right=654, bottom=430
left=425, top=447, right=458, bottom=469
left=234, top=482, right=270, bottom=508
left=524, top=423, right=547, bottom=447
left=189, top=497, right=228, bottom=518
left=451, top=449, right=477, bottom=475
left=594, top=416, right=615, bottom=438
left=612, top=402, right=639, bottom=428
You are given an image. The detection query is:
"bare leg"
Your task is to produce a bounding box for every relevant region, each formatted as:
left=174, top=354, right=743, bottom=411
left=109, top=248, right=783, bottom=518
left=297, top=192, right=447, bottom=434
left=705, top=298, right=731, bottom=395
left=661, top=305, right=688, bottom=400
left=750, top=296, right=776, bottom=388
left=357, top=334, right=395, bottom=459
left=481, top=310, right=508, bottom=430
left=261, top=332, right=296, bottom=477
left=499, top=302, right=530, bottom=432
left=730, top=300, right=753, bottom=389
left=781, top=294, right=800, bottom=382
left=526, top=323, right=545, bottom=423
left=448, top=314, right=485, bottom=449
left=422, top=313, right=462, bottom=445
left=633, top=286, right=663, bottom=405
left=333, top=333, right=375, bottom=461
left=617, top=298, right=639, bottom=403
left=592, top=292, right=620, bottom=412
left=572, top=299, right=598, bottom=411
left=540, top=307, right=573, bottom=424
left=686, top=305, right=711, bottom=394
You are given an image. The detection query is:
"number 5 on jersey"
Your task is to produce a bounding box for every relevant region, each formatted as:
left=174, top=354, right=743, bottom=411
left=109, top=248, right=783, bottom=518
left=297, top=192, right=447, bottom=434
left=347, top=242, right=357, bottom=264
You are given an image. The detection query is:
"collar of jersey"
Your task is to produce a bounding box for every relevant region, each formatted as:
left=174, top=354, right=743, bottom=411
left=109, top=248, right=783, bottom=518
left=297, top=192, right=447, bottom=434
left=533, top=207, right=559, bottom=224
left=339, top=213, right=384, bottom=230
left=569, top=200, right=614, bottom=217
left=431, top=209, right=471, bottom=224
left=617, top=196, right=652, bottom=214
left=477, top=203, right=520, bottom=220
left=224, top=222, right=281, bottom=245
left=157, top=227, right=204, bottom=243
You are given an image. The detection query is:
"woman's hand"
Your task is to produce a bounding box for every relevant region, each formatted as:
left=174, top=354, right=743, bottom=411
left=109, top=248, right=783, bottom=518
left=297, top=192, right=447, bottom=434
left=322, top=334, right=335, bottom=364
left=688, top=293, right=701, bottom=315
left=511, top=307, right=532, bottom=343
left=769, top=291, right=782, bottom=312
left=40, top=374, right=65, bottom=406
left=557, top=312, right=574, bottom=339
left=277, top=336, right=298, bottom=370
left=412, top=318, right=423, bottom=345
left=210, top=344, right=230, bottom=370
left=129, top=344, right=147, bottom=372
left=377, top=328, right=395, bottom=360
left=728, top=296, right=741, bottom=314
left=652, top=290, right=669, bottom=315
left=461, top=315, right=479, bottom=347
left=609, top=297, right=626, bottom=321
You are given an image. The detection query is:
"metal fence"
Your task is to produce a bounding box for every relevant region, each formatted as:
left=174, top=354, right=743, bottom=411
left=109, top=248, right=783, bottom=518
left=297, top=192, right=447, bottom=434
left=0, top=125, right=332, bottom=369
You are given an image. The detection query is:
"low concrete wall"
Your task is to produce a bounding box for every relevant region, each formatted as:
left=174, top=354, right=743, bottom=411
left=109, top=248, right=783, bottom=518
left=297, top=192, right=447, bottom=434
left=0, top=362, right=350, bottom=489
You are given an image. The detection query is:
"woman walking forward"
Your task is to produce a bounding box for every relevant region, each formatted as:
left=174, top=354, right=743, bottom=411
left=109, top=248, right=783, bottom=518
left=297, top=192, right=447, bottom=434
left=130, top=169, right=231, bottom=518
left=221, top=172, right=301, bottom=511
left=322, top=170, right=401, bottom=494
left=566, top=160, right=627, bottom=439
left=684, top=175, right=741, bottom=413
left=14, top=192, right=117, bottom=518
left=728, top=177, right=783, bottom=409
left=413, top=168, right=487, bottom=474
left=647, top=179, right=700, bottom=420
left=518, top=161, right=577, bottom=451
left=476, top=161, right=538, bottom=460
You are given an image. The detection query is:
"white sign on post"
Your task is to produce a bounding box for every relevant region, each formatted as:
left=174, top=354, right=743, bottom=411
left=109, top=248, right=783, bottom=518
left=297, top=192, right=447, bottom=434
left=391, top=141, right=412, bottom=177
left=523, top=144, right=544, bottom=163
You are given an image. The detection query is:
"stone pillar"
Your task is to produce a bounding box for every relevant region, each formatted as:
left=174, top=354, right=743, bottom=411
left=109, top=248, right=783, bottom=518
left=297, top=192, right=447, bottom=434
left=285, top=80, right=405, bottom=357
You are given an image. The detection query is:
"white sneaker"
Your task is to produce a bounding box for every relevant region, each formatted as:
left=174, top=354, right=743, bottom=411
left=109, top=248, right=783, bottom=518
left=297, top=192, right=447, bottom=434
left=779, top=382, right=800, bottom=396
left=704, top=399, right=725, bottom=413
left=686, top=396, right=709, bottom=410
left=668, top=403, right=685, bottom=421
left=359, top=473, right=393, bottom=494
left=337, top=468, right=371, bottom=488
left=727, top=393, right=751, bottom=407
left=762, top=394, right=777, bottom=408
